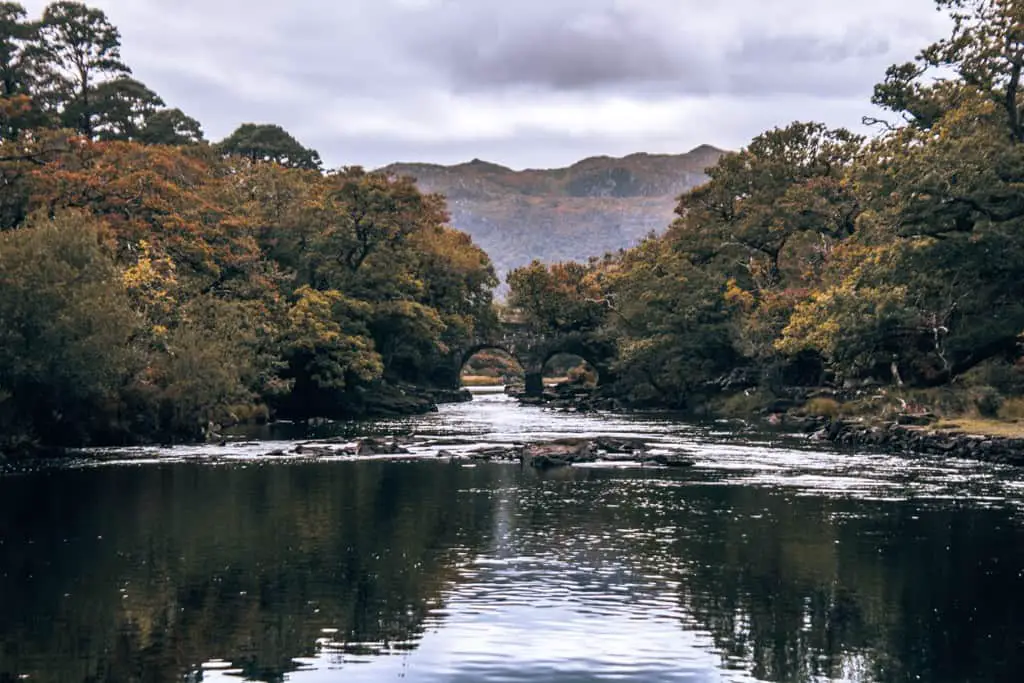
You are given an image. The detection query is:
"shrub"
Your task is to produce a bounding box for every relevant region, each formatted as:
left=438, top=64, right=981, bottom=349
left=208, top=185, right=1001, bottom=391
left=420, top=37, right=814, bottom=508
left=718, top=389, right=776, bottom=417
left=801, top=397, right=841, bottom=418
left=975, top=389, right=1003, bottom=418
left=998, top=397, right=1024, bottom=421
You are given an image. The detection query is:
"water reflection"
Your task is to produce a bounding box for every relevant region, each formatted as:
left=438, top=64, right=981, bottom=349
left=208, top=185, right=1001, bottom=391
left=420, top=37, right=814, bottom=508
left=2, top=398, right=1024, bottom=682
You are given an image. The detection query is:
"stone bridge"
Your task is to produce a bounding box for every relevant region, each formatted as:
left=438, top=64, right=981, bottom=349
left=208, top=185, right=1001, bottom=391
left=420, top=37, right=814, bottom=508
left=438, top=309, right=616, bottom=396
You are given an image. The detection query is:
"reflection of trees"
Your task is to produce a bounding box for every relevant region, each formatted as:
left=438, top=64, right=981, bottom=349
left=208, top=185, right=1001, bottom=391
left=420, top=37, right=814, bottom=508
left=0, top=462, right=499, bottom=683
left=3, top=463, right=1024, bottom=683
left=652, top=486, right=1024, bottom=683
left=507, top=469, right=1024, bottom=683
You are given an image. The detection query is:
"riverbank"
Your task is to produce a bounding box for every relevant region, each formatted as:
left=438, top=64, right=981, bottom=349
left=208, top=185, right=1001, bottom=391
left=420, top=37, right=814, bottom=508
left=0, top=383, right=475, bottom=460
left=509, top=379, right=1024, bottom=467
left=800, top=417, right=1024, bottom=466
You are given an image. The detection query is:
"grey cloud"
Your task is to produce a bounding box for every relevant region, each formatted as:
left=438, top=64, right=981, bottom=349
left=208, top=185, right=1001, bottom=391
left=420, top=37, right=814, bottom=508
left=19, top=0, right=948, bottom=169
left=429, top=27, right=890, bottom=97
left=408, top=3, right=693, bottom=91
left=733, top=32, right=891, bottom=65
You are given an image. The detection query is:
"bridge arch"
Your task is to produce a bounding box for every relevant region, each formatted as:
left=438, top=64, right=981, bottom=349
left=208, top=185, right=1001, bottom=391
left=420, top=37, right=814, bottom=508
left=540, top=351, right=599, bottom=387
left=446, top=310, right=617, bottom=397
left=460, top=343, right=520, bottom=370
left=458, top=345, right=526, bottom=388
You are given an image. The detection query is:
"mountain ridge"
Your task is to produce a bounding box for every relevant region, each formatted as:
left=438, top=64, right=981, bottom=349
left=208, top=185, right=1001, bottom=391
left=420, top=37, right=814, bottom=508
left=378, top=144, right=728, bottom=284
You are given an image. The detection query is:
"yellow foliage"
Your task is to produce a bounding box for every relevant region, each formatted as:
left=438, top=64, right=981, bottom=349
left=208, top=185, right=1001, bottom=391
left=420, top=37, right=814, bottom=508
left=287, top=286, right=348, bottom=348
left=723, top=278, right=756, bottom=312
left=122, top=240, right=179, bottom=319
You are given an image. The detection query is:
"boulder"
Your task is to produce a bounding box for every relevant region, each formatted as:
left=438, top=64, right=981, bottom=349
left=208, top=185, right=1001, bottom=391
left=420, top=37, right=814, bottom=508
left=522, top=439, right=598, bottom=469
left=356, top=438, right=410, bottom=456
left=594, top=436, right=648, bottom=453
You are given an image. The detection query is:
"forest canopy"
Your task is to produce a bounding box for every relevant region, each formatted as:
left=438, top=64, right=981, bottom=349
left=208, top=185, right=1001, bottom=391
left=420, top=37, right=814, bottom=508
left=507, top=0, right=1024, bottom=414
left=0, top=1, right=498, bottom=452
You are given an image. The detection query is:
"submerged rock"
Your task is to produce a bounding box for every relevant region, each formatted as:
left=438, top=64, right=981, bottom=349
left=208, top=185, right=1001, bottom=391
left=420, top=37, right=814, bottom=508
left=647, top=453, right=696, bottom=468
left=594, top=436, right=648, bottom=454
left=356, top=438, right=411, bottom=456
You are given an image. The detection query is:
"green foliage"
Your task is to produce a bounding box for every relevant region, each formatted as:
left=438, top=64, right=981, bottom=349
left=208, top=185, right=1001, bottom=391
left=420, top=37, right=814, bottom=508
left=0, top=2, right=34, bottom=98
left=507, top=260, right=606, bottom=334
left=0, top=2, right=202, bottom=143
left=33, top=0, right=131, bottom=135
left=282, top=285, right=382, bottom=394
left=506, top=3, right=1024, bottom=413
left=0, top=211, right=141, bottom=448
left=89, top=76, right=164, bottom=141
left=218, top=123, right=322, bottom=170
left=604, top=236, right=736, bottom=405
left=136, top=107, right=203, bottom=145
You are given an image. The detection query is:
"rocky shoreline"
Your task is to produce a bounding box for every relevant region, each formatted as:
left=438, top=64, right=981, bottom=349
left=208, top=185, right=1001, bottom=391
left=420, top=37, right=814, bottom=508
left=802, top=418, right=1024, bottom=467
left=509, top=380, right=1024, bottom=468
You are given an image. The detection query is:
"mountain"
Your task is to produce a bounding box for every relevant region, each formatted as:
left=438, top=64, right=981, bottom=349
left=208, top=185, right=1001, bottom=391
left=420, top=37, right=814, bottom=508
left=379, top=145, right=727, bottom=287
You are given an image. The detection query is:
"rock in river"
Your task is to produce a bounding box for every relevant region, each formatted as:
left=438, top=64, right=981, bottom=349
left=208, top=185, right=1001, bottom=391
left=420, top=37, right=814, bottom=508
left=647, top=453, right=696, bottom=468
left=356, top=438, right=411, bottom=456
left=522, top=439, right=598, bottom=469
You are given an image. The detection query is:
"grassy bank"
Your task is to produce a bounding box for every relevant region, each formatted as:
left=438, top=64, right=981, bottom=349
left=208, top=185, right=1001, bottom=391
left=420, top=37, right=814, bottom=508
left=460, top=375, right=506, bottom=387
left=706, top=372, right=1024, bottom=441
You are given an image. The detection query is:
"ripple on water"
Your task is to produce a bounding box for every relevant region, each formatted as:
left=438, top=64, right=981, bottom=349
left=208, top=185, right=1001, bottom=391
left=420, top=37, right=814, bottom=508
left=5, top=391, right=1024, bottom=683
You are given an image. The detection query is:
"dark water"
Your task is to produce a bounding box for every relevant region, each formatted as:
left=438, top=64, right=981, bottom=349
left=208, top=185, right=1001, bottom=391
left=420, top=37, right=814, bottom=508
left=2, top=391, right=1024, bottom=683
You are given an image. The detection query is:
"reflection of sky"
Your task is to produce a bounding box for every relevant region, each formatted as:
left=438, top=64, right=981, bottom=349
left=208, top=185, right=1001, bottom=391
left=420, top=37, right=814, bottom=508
left=203, top=557, right=755, bottom=683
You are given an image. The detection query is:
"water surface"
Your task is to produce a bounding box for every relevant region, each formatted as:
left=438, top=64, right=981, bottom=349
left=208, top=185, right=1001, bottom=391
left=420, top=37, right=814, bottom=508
left=2, top=390, right=1023, bottom=682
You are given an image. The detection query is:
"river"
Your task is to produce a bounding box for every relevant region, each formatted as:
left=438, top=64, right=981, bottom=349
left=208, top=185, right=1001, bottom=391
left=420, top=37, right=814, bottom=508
left=2, top=388, right=1024, bottom=682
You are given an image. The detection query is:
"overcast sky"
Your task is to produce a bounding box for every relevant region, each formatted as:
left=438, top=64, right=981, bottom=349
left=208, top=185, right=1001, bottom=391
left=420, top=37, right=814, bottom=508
left=23, top=0, right=949, bottom=170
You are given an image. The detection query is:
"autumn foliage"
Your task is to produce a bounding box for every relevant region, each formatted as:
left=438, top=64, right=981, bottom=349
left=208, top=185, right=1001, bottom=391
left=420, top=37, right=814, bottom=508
left=508, top=0, right=1024, bottom=411
left=0, top=3, right=498, bottom=452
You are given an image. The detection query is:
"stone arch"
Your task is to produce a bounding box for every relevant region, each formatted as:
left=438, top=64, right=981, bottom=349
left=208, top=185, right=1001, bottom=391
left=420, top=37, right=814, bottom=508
left=460, top=343, right=520, bottom=370
left=458, top=345, right=526, bottom=388
left=538, top=336, right=607, bottom=379
left=538, top=349, right=600, bottom=387
left=539, top=348, right=600, bottom=376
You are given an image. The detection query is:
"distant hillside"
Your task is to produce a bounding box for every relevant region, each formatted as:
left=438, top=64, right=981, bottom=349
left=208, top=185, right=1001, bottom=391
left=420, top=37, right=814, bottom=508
left=379, top=145, right=727, bottom=287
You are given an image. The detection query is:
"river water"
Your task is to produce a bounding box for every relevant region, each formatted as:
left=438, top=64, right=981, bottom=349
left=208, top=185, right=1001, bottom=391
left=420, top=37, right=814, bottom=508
left=2, top=389, right=1024, bottom=682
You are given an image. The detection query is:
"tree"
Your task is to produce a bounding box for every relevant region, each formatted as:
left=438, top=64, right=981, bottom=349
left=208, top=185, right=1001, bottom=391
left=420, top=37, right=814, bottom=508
left=0, top=210, right=143, bottom=449
left=89, top=76, right=163, bottom=141
left=600, top=237, right=737, bottom=405
left=872, top=0, right=1024, bottom=136
left=0, top=1, right=34, bottom=97
left=137, top=107, right=204, bottom=145
left=783, top=94, right=1024, bottom=385
left=674, top=122, right=862, bottom=289
left=218, top=123, right=321, bottom=170
left=664, top=122, right=862, bottom=371
left=33, top=0, right=130, bottom=136
left=507, top=259, right=607, bottom=335
left=311, top=168, right=442, bottom=293
left=0, top=2, right=44, bottom=139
